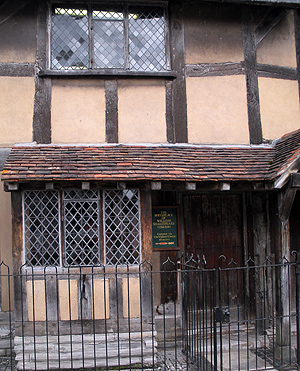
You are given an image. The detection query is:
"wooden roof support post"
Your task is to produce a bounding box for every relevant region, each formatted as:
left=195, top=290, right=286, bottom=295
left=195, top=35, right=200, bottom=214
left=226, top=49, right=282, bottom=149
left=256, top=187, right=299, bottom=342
left=139, top=190, right=153, bottom=317
left=274, top=180, right=296, bottom=361
left=252, top=193, right=270, bottom=333
left=11, top=191, right=23, bottom=334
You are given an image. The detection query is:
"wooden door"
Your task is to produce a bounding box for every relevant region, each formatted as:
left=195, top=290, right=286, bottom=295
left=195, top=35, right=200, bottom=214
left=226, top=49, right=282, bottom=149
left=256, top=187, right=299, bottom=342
left=184, top=194, right=244, bottom=268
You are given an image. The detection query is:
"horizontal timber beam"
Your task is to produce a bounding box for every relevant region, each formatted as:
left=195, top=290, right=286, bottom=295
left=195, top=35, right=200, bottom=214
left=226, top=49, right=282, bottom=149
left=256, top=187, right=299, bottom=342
left=186, top=62, right=297, bottom=80
left=0, top=63, right=35, bottom=77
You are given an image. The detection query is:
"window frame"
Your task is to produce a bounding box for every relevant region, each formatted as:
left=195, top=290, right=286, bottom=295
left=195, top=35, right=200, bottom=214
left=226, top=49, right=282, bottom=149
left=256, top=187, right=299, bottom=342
left=103, top=189, right=142, bottom=266
left=23, top=190, right=63, bottom=267
left=47, top=1, right=171, bottom=76
left=22, top=188, right=142, bottom=268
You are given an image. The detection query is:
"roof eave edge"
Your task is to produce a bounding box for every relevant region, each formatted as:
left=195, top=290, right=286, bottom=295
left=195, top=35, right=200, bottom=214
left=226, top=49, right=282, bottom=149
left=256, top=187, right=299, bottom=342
left=274, top=158, right=300, bottom=189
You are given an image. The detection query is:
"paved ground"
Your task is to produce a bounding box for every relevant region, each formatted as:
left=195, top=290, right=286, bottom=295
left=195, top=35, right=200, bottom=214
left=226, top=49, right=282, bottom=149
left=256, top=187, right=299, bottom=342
left=0, top=332, right=297, bottom=371
left=0, top=358, right=14, bottom=371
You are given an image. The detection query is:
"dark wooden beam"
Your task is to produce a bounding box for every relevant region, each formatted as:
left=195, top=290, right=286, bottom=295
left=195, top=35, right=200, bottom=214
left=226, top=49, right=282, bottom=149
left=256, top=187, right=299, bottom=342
left=252, top=192, right=270, bottom=332
left=140, top=190, right=152, bottom=264
left=186, top=62, right=244, bottom=77
left=11, top=190, right=23, bottom=329
left=169, top=0, right=188, bottom=143
left=242, top=5, right=263, bottom=145
left=0, top=63, right=35, bottom=77
left=186, top=62, right=297, bottom=80
left=105, top=80, right=118, bottom=143
left=294, top=10, right=300, bottom=102
left=11, top=192, right=23, bottom=274
left=254, top=8, right=289, bottom=47
left=32, top=1, right=51, bottom=144
left=257, top=64, right=297, bottom=80
left=165, top=80, right=174, bottom=143
left=273, top=190, right=293, bottom=359
left=39, top=69, right=176, bottom=79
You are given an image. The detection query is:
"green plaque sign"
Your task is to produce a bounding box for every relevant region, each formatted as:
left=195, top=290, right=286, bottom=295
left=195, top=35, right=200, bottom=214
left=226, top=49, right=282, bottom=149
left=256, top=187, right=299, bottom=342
left=152, top=206, right=180, bottom=250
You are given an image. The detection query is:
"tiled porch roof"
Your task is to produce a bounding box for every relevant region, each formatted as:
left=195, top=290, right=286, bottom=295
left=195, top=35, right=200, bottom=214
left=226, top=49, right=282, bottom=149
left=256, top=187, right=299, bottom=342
left=2, top=129, right=300, bottom=184
left=1, top=144, right=275, bottom=183
left=269, top=129, right=300, bottom=179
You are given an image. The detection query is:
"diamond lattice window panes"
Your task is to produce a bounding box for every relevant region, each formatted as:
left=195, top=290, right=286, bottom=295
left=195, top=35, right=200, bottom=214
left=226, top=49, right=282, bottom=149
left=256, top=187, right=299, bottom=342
left=63, top=190, right=101, bottom=266
left=51, top=3, right=168, bottom=71
left=23, top=190, right=61, bottom=267
left=104, top=190, right=141, bottom=266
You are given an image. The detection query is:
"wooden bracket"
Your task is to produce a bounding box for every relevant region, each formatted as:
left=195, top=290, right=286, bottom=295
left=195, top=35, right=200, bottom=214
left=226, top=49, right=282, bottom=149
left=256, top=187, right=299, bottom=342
left=254, top=8, right=289, bottom=48
left=82, top=182, right=90, bottom=190
left=186, top=182, right=196, bottom=191
left=117, top=182, right=126, bottom=190
left=278, top=178, right=296, bottom=223
left=151, top=182, right=162, bottom=190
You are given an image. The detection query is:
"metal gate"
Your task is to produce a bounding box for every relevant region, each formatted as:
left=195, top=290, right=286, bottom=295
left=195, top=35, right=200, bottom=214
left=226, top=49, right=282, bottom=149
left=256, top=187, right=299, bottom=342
left=180, top=253, right=300, bottom=371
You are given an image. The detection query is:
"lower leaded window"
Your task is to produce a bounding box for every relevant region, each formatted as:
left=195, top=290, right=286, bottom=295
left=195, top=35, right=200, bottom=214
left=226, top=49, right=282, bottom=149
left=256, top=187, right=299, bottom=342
left=24, top=190, right=61, bottom=267
left=104, top=190, right=141, bottom=266
left=64, top=190, right=101, bottom=266
left=23, top=189, right=141, bottom=267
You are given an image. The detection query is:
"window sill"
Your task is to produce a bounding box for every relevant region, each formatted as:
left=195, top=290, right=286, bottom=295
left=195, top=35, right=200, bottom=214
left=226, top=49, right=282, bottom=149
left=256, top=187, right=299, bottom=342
left=39, top=69, right=177, bottom=79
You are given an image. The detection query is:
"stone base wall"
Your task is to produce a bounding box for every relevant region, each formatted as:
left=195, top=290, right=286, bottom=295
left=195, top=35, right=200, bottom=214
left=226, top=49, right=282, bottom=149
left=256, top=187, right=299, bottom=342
left=14, top=332, right=157, bottom=370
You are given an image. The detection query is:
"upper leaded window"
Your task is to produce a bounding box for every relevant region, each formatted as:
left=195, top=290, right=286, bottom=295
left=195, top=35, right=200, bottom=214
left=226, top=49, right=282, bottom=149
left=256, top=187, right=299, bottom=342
left=51, top=4, right=168, bottom=72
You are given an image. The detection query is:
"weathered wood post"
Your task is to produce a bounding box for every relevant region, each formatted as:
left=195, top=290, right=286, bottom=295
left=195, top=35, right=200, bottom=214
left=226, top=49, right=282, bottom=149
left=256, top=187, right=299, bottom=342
left=252, top=193, right=270, bottom=333
left=274, top=185, right=296, bottom=361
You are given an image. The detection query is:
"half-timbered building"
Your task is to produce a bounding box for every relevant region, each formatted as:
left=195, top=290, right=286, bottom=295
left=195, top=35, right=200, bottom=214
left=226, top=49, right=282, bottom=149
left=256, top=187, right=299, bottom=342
left=1, top=0, right=300, bottom=368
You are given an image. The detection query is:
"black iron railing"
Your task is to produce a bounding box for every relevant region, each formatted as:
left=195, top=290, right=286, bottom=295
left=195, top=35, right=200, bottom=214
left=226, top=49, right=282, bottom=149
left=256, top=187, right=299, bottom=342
left=0, top=254, right=299, bottom=370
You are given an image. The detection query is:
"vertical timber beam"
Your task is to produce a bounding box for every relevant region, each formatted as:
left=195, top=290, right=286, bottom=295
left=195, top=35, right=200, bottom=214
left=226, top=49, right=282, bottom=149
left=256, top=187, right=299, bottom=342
left=33, top=1, right=51, bottom=144
left=242, top=6, right=263, bottom=145
left=168, top=0, right=188, bottom=143
left=140, top=189, right=152, bottom=264
left=294, top=10, right=300, bottom=103
left=139, top=189, right=153, bottom=317
left=275, top=184, right=296, bottom=361
left=166, top=80, right=175, bottom=143
left=105, top=79, right=118, bottom=143
left=11, top=191, right=24, bottom=335
left=252, top=193, right=270, bottom=332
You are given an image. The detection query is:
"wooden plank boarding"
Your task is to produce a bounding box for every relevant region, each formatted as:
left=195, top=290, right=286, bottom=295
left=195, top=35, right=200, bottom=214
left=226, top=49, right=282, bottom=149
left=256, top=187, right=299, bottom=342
left=152, top=206, right=180, bottom=250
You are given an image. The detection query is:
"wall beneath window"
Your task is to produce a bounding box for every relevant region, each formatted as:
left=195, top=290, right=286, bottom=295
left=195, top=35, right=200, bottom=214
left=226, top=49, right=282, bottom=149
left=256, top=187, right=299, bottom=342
left=118, top=80, right=166, bottom=143
left=0, top=77, right=35, bottom=146
left=186, top=75, right=249, bottom=144
left=184, top=3, right=244, bottom=64
left=259, top=78, right=300, bottom=140
left=0, top=2, right=37, bottom=63
left=51, top=80, right=106, bottom=144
